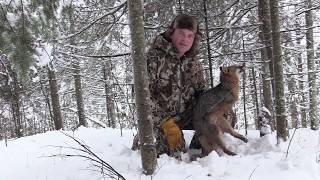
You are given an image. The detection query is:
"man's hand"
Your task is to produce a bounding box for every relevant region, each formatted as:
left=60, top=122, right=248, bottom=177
left=161, top=118, right=185, bottom=153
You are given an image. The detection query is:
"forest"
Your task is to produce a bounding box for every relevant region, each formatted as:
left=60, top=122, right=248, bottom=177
left=0, top=0, right=319, bottom=173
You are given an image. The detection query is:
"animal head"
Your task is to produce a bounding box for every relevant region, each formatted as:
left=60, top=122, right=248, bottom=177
left=219, top=64, right=245, bottom=81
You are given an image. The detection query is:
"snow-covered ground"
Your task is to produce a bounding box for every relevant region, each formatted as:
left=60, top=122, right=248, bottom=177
left=0, top=127, right=319, bottom=180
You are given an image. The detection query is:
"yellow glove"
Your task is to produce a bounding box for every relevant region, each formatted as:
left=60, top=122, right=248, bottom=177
left=161, top=118, right=185, bottom=154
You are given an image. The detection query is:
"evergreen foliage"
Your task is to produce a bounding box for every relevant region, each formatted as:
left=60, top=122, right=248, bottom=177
left=0, top=0, right=60, bottom=78
left=11, top=16, right=35, bottom=78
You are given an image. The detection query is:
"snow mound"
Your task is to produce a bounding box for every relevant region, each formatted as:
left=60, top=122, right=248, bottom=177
left=0, top=128, right=319, bottom=180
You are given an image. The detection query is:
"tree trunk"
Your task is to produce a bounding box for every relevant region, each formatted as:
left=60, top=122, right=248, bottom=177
left=128, top=0, right=157, bottom=175
left=305, top=0, right=319, bottom=130
left=48, top=65, right=63, bottom=130
left=10, top=71, right=22, bottom=138
left=251, top=67, right=260, bottom=130
left=73, top=61, right=87, bottom=127
left=242, top=70, right=248, bottom=135
left=257, top=0, right=274, bottom=131
left=103, top=65, right=116, bottom=128
left=295, top=24, right=307, bottom=128
left=203, top=0, right=213, bottom=88
left=39, top=70, right=54, bottom=131
left=282, top=28, right=298, bottom=129
left=269, top=0, right=288, bottom=141
left=287, top=64, right=298, bottom=129
left=68, top=3, right=87, bottom=128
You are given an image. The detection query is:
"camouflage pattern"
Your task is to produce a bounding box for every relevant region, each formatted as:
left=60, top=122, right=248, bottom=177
left=146, top=33, right=206, bottom=155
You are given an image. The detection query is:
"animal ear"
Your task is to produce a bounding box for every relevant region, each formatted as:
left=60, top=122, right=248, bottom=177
left=220, top=66, right=227, bottom=73
left=240, top=63, right=246, bottom=71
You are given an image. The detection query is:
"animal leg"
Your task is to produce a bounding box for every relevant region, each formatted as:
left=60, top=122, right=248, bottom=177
left=207, top=115, right=237, bottom=156
left=212, top=131, right=237, bottom=156
left=199, top=134, right=213, bottom=156
left=220, top=116, right=248, bottom=143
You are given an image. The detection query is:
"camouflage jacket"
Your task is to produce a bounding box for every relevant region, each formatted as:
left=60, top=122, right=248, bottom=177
left=146, top=33, right=206, bottom=129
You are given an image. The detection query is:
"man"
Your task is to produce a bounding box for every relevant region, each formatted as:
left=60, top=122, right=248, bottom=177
left=144, top=14, right=206, bottom=157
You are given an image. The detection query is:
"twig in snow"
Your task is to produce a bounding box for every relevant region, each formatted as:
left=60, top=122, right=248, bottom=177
left=248, top=165, right=259, bottom=180
left=45, top=131, right=126, bottom=180
left=286, top=128, right=297, bottom=159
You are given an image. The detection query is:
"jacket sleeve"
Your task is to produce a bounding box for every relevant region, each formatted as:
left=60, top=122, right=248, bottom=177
left=146, top=48, right=170, bottom=124
left=146, top=48, right=160, bottom=98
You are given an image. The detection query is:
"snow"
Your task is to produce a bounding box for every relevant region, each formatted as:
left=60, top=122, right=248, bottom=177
left=0, top=127, right=319, bottom=180
left=36, top=42, right=53, bottom=66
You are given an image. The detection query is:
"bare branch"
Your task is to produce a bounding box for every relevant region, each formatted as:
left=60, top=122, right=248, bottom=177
left=45, top=132, right=126, bottom=180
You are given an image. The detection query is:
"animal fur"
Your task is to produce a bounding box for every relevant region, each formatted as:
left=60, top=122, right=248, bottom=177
left=192, top=64, right=248, bottom=156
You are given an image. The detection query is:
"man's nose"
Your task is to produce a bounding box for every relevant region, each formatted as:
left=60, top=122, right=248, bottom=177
left=181, top=36, right=189, bottom=43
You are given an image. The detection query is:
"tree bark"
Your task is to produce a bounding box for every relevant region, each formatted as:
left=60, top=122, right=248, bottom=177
left=251, top=67, right=260, bottom=130
left=10, top=71, right=22, bottom=137
left=48, top=65, right=63, bottom=130
left=68, top=3, right=87, bottom=128
left=73, top=61, right=87, bottom=127
left=305, top=0, right=318, bottom=130
left=242, top=70, right=248, bottom=135
left=286, top=60, right=298, bottom=129
left=128, top=0, right=157, bottom=175
left=295, top=24, right=307, bottom=128
left=269, top=0, right=288, bottom=141
left=103, top=65, right=116, bottom=128
left=203, top=0, right=214, bottom=88
left=257, top=0, right=274, bottom=131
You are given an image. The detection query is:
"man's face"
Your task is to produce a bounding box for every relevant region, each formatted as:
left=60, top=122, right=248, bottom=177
left=171, top=28, right=195, bottom=57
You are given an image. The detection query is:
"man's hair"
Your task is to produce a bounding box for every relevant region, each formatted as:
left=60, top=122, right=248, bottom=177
left=171, top=14, right=197, bottom=32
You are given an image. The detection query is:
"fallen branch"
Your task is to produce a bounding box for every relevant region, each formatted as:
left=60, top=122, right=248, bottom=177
left=248, top=165, right=260, bottom=180
left=46, top=131, right=126, bottom=180
left=286, top=128, right=297, bottom=159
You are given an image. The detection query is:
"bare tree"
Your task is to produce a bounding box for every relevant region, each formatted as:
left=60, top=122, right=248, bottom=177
left=269, top=0, right=288, bottom=141
left=128, top=0, right=157, bottom=175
